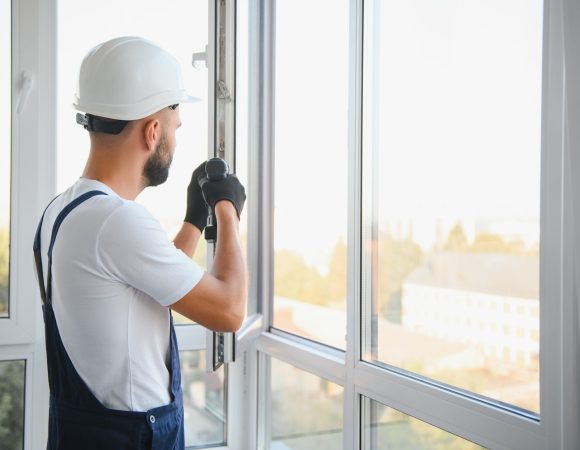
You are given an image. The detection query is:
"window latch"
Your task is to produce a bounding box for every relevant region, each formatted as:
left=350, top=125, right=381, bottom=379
left=16, top=71, right=34, bottom=114
left=192, top=46, right=208, bottom=69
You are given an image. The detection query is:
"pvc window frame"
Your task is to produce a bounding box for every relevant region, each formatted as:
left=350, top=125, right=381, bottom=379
left=0, top=0, right=54, bottom=346
left=2, top=0, right=58, bottom=448
left=211, top=0, right=264, bottom=448
left=254, top=0, right=577, bottom=449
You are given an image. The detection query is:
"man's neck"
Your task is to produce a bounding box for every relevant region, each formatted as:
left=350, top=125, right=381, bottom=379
left=82, top=149, right=146, bottom=200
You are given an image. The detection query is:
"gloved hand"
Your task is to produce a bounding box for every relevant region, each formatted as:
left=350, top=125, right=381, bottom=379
left=201, top=174, right=246, bottom=218
left=184, top=161, right=209, bottom=231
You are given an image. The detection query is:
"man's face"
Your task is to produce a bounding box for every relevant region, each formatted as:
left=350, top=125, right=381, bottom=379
left=142, top=108, right=180, bottom=187
left=143, top=131, right=173, bottom=187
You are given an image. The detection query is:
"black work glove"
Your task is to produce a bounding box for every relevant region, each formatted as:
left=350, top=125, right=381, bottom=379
left=201, top=174, right=246, bottom=218
left=184, top=161, right=209, bottom=231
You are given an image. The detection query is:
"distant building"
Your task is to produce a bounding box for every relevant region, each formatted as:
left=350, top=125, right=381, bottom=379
left=401, top=252, right=539, bottom=369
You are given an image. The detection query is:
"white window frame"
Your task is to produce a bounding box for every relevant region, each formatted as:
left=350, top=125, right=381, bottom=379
left=7, top=0, right=260, bottom=448
left=251, top=0, right=580, bottom=449
left=3, top=0, right=57, bottom=448
left=6, top=0, right=579, bottom=448
left=217, top=0, right=265, bottom=447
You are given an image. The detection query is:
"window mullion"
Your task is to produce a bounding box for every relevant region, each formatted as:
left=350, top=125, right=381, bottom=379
left=344, top=0, right=364, bottom=448
left=560, top=0, right=580, bottom=446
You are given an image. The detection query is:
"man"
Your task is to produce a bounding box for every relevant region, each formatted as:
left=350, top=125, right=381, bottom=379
left=33, top=36, right=247, bottom=449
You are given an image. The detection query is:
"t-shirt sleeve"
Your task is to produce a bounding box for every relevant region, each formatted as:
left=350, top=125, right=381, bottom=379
left=96, top=202, right=204, bottom=306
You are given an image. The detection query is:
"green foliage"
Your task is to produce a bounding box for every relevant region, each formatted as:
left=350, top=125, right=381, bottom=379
left=274, top=250, right=328, bottom=305
left=273, top=222, right=535, bottom=322
left=470, top=232, right=527, bottom=254
left=377, top=233, right=423, bottom=322
left=326, top=238, right=347, bottom=304
left=0, top=361, right=25, bottom=450
left=274, top=234, right=422, bottom=315
left=444, top=222, right=469, bottom=252
left=274, top=238, right=348, bottom=307
left=444, top=223, right=536, bottom=256
left=375, top=407, right=483, bottom=449
left=0, top=228, right=8, bottom=315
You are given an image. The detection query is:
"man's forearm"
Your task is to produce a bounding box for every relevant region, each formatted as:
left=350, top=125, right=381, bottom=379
left=212, top=201, right=248, bottom=321
left=173, top=222, right=202, bottom=258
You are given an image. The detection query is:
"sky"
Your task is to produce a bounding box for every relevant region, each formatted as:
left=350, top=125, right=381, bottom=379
left=273, top=0, right=543, bottom=265
left=1, top=0, right=544, bottom=265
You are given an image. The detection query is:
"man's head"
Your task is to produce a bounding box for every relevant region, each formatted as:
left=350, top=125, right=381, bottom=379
left=74, top=36, right=197, bottom=187
left=141, top=105, right=182, bottom=187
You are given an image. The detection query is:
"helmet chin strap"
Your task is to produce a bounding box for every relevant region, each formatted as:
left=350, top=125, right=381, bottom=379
left=76, top=113, right=129, bottom=135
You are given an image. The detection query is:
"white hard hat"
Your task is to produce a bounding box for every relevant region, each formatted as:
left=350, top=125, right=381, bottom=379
left=73, top=36, right=199, bottom=121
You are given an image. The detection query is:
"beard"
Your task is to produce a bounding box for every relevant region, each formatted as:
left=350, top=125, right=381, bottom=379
left=143, top=133, right=172, bottom=187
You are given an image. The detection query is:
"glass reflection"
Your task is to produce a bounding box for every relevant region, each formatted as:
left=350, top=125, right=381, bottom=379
left=363, top=397, right=485, bottom=449
left=363, top=0, right=543, bottom=412
left=273, top=0, right=349, bottom=350
left=180, top=350, right=226, bottom=447
left=267, top=357, right=343, bottom=449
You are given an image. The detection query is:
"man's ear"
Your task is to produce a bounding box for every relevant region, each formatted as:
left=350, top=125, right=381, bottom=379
left=143, top=118, right=161, bottom=152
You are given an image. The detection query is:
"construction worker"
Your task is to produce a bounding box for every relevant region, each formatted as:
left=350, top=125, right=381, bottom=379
left=33, top=36, right=247, bottom=449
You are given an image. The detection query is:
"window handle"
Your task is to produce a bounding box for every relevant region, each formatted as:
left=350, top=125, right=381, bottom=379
left=192, top=45, right=208, bottom=70
left=16, top=71, right=34, bottom=114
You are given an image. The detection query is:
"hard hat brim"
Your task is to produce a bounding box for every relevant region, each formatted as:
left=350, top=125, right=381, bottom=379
left=183, top=94, right=202, bottom=104
left=74, top=37, right=204, bottom=121
left=73, top=92, right=202, bottom=121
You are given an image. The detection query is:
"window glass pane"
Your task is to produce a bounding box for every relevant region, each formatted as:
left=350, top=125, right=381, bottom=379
left=265, top=357, right=343, bottom=449
left=236, top=0, right=257, bottom=316
left=362, top=397, right=485, bottom=449
left=273, top=0, right=349, bottom=350
left=57, top=0, right=209, bottom=325
left=0, top=360, right=26, bottom=450
left=362, top=0, right=543, bottom=413
left=0, top=0, right=11, bottom=317
left=181, top=350, right=226, bottom=447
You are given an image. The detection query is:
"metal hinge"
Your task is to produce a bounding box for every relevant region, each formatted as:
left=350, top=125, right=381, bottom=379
left=217, top=80, right=232, bottom=102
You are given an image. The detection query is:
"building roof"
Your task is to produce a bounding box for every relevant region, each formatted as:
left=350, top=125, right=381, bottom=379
left=404, top=252, right=539, bottom=300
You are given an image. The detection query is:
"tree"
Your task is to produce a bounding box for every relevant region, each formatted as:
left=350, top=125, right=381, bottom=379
left=444, top=222, right=468, bottom=252
left=324, top=238, right=347, bottom=306
left=469, top=232, right=528, bottom=255
left=274, top=250, right=328, bottom=305
left=0, top=361, right=25, bottom=450
left=0, top=228, right=8, bottom=315
left=377, top=233, right=423, bottom=322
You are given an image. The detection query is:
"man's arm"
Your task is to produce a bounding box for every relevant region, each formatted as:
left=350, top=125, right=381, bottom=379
left=173, top=221, right=202, bottom=258
left=171, top=201, right=247, bottom=332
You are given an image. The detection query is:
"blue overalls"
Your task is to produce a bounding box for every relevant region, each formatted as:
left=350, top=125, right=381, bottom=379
left=33, top=190, right=185, bottom=450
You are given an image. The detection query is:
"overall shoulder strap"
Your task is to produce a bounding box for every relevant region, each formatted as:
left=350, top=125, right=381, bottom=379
left=34, top=190, right=108, bottom=306
left=33, top=196, right=60, bottom=306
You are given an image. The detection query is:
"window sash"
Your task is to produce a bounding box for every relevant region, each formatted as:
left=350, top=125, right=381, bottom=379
left=257, top=0, right=572, bottom=449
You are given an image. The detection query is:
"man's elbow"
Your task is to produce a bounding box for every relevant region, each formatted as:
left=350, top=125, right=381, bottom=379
left=220, top=312, right=244, bottom=332
left=219, top=292, right=246, bottom=332
left=218, top=279, right=247, bottom=332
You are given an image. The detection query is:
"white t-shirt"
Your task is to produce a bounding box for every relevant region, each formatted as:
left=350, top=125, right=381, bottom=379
left=38, top=178, right=204, bottom=412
